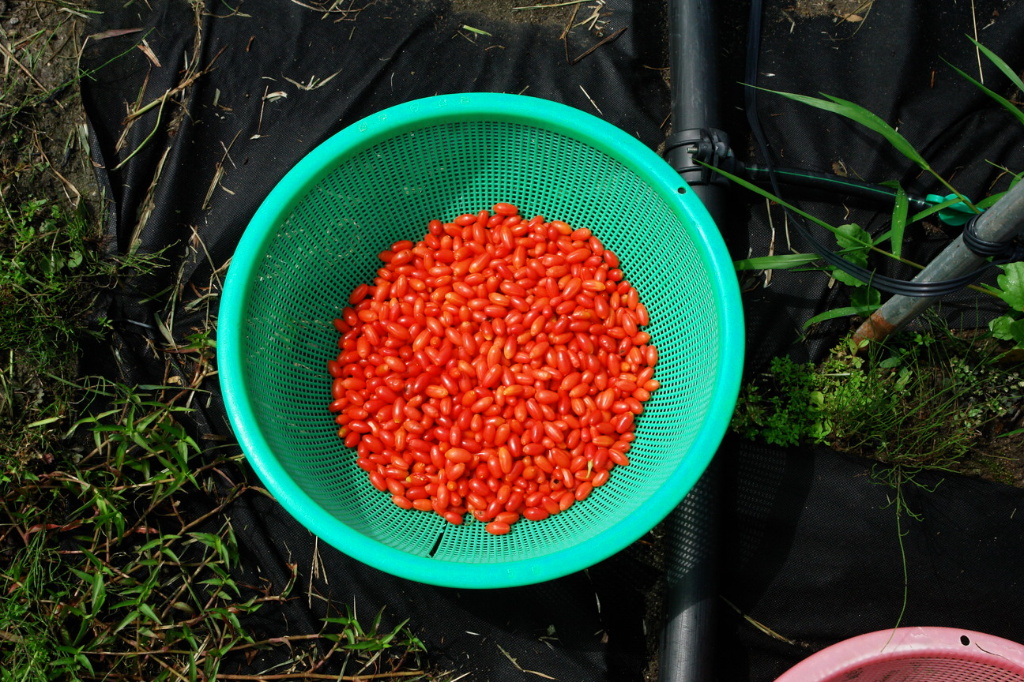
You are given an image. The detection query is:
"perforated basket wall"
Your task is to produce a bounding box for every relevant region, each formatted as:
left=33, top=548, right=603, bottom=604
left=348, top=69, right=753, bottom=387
left=775, top=628, right=1024, bottom=682
left=218, top=93, right=744, bottom=588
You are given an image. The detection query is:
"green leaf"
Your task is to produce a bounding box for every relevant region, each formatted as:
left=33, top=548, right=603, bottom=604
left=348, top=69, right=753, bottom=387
left=765, top=88, right=931, bottom=170
left=76, top=653, right=96, bottom=675
left=945, top=60, right=1024, bottom=128
left=138, top=602, right=162, bottom=624
left=832, top=224, right=871, bottom=287
left=850, top=286, right=881, bottom=309
left=91, top=569, right=106, bottom=615
left=461, top=24, right=493, bottom=36
left=201, top=576, right=241, bottom=597
left=910, top=195, right=963, bottom=224
left=989, top=315, right=1017, bottom=341
left=1011, top=319, right=1024, bottom=345
left=221, top=607, right=244, bottom=632
left=172, top=601, right=196, bottom=615
left=345, top=640, right=387, bottom=651
left=804, top=303, right=880, bottom=329
left=832, top=269, right=867, bottom=288
left=888, top=183, right=909, bottom=258
left=733, top=253, right=821, bottom=270
left=70, top=567, right=93, bottom=584
left=976, top=191, right=1007, bottom=210
left=835, top=224, right=871, bottom=261
left=969, top=36, right=1024, bottom=93
left=161, top=546, right=182, bottom=563
left=139, top=534, right=180, bottom=552
left=995, top=262, right=1024, bottom=310
left=113, top=609, right=141, bottom=634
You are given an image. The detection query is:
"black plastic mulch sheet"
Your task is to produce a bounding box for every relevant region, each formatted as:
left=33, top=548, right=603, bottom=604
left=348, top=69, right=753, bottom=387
left=78, top=0, right=1024, bottom=680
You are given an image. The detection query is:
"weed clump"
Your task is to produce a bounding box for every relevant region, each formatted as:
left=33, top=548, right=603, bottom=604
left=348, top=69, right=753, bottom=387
left=731, top=328, right=1024, bottom=479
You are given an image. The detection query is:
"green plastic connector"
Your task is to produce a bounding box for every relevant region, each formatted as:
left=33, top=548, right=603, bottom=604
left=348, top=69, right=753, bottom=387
left=926, top=193, right=978, bottom=227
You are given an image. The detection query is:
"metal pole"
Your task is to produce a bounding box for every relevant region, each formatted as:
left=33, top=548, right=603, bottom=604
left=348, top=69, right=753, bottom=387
left=853, top=180, right=1024, bottom=345
left=660, top=1, right=725, bottom=681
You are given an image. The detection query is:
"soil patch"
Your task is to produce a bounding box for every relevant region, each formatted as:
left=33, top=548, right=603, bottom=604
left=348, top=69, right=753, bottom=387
left=787, top=0, right=872, bottom=20
left=453, top=0, right=575, bottom=26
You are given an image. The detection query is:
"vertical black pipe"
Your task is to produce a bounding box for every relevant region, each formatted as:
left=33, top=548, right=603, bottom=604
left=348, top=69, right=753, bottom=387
left=659, top=0, right=726, bottom=681
left=665, top=0, right=728, bottom=215
left=668, top=0, right=719, bottom=139
left=659, top=459, right=720, bottom=682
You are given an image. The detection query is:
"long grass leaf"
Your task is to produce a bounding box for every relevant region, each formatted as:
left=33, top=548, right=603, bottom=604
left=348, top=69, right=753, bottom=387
left=762, top=88, right=978, bottom=209
left=804, top=304, right=880, bottom=328
left=909, top=196, right=961, bottom=223
left=818, top=93, right=932, bottom=169
left=945, top=60, right=1024, bottom=128
left=976, top=191, right=1007, bottom=210
left=968, top=36, right=1024, bottom=93
left=734, top=254, right=821, bottom=271
left=706, top=164, right=847, bottom=237
left=763, top=88, right=931, bottom=170
left=889, top=183, right=908, bottom=259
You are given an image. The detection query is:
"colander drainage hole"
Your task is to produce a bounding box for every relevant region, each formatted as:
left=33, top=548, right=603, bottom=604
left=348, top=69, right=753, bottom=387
left=428, top=530, right=445, bottom=558
left=961, top=635, right=971, bottom=646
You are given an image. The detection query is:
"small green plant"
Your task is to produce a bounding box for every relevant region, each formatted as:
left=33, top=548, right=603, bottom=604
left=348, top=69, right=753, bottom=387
left=0, top=194, right=168, bottom=465
left=986, top=261, right=1024, bottom=348
left=732, top=325, right=1022, bottom=476
left=730, top=356, right=828, bottom=447
left=0, top=198, right=92, bottom=369
left=870, top=462, right=944, bottom=634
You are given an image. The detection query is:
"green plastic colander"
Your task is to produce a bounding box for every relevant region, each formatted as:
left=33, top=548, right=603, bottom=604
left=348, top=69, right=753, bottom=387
left=218, top=93, right=743, bottom=588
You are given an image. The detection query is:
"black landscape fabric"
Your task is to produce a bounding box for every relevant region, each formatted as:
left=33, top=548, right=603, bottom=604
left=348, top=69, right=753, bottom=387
left=78, top=0, right=1024, bottom=680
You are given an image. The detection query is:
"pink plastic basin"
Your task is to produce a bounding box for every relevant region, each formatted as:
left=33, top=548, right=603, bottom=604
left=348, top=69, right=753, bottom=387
left=775, top=627, right=1024, bottom=682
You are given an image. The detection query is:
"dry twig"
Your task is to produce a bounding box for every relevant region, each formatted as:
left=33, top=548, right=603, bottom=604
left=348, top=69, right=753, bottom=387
left=570, top=26, right=626, bottom=65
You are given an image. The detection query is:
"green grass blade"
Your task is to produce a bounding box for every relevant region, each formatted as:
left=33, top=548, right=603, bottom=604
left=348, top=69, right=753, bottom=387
left=764, top=88, right=931, bottom=170
left=945, top=60, right=1024, bottom=128
left=734, top=254, right=821, bottom=271
left=910, top=195, right=961, bottom=223
left=968, top=36, right=1024, bottom=93
left=976, top=191, right=1007, bottom=210
left=889, top=183, right=908, bottom=259
left=705, top=163, right=848, bottom=237
left=818, top=93, right=932, bottom=169
left=804, top=303, right=880, bottom=329
left=762, top=88, right=976, bottom=210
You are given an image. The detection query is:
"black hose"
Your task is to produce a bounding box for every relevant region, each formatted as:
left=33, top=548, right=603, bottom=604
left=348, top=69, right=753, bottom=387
left=740, top=163, right=933, bottom=213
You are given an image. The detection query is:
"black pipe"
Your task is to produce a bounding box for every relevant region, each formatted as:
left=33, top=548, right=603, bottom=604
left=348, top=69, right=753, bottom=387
left=658, top=460, right=721, bottom=682
left=659, top=0, right=726, bottom=681
left=664, top=0, right=729, bottom=200
left=666, top=0, right=719, bottom=141
left=741, top=163, right=933, bottom=212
